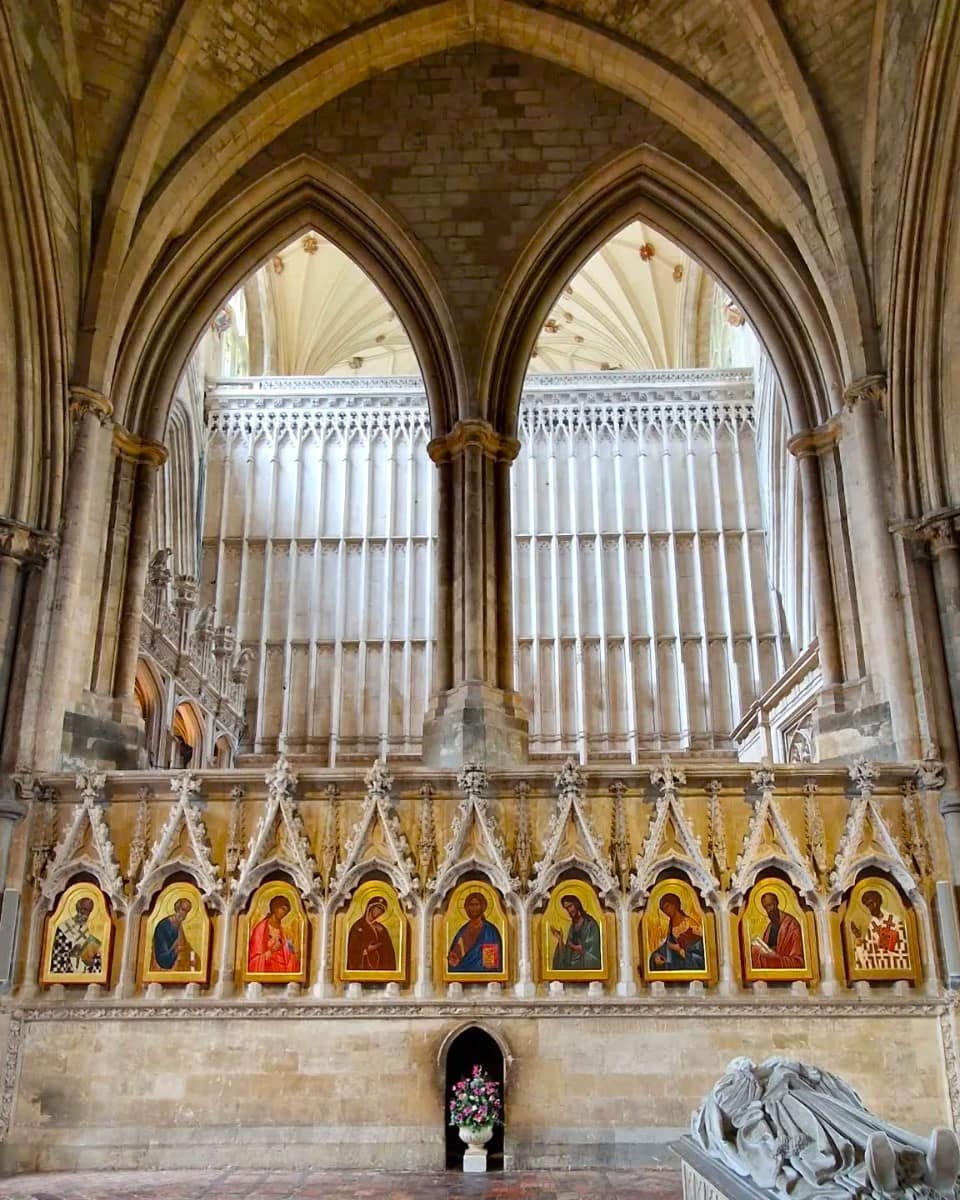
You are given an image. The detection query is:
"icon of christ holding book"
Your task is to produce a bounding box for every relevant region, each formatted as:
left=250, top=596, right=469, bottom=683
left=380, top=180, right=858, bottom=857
left=446, top=891, right=502, bottom=973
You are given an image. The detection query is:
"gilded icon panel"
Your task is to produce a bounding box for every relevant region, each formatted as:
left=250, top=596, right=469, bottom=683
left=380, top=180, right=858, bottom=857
left=336, top=879, right=407, bottom=984
left=141, top=881, right=211, bottom=985
left=239, top=880, right=307, bottom=985
left=540, top=879, right=607, bottom=982
left=640, top=877, right=717, bottom=985
left=440, top=879, right=509, bottom=983
left=40, top=880, right=113, bottom=987
left=842, top=876, right=920, bottom=984
left=739, top=878, right=816, bottom=984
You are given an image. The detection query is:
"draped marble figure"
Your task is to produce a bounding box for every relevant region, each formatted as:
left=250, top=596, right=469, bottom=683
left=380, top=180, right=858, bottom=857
left=692, top=1057, right=960, bottom=1200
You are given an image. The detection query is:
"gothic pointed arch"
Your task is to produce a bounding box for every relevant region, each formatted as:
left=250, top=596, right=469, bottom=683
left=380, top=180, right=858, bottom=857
left=481, top=146, right=844, bottom=441
left=111, top=159, right=464, bottom=445
left=76, top=0, right=871, bottom=410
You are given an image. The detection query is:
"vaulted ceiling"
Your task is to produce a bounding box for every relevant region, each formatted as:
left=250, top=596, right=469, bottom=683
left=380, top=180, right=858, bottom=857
left=5, top=0, right=950, bottom=522
left=213, top=222, right=755, bottom=377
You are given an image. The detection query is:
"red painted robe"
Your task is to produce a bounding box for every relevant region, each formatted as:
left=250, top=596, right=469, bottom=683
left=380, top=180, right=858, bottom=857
left=247, top=916, right=300, bottom=974
left=751, top=912, right=805, bottom=970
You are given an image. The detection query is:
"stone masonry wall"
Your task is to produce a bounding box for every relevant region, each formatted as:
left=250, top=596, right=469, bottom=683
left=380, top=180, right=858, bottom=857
left=1, top=1009, right=951, bottom=1173
left=208, top=45, right=753, bottom=388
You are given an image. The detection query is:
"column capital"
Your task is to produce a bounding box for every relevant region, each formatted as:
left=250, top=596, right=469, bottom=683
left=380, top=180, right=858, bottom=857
left=68, top=385, right=113, bottom=424
left=113, top=426, right=169, bottom=468
left=0, top=516, right=58, bottom=567
left=913, top=508, right=960, bottom=556
left=427, top=420, right=520, bottom=465
left=841, top=373, right=886, bottom=414
left=786, top=416, right=843, bottom=458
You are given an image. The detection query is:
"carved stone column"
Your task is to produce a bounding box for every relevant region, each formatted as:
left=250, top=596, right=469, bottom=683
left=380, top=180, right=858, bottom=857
left=111, top=430, right=168, bottom=702
left=786, top=421, right=843, bottom=688
left=36, top=389, right=115, bottom=766
left=0, top=520, right=56, bottom=739
left=838, top=376, right=921, bottom=757
left=914, top=514, right=960, bottom=870
left=917, top=513, right=960, bottom=734
left=422, top=420, right=528, bottom=766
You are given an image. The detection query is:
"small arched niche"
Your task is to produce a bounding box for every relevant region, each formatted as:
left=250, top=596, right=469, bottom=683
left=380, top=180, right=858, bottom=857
left=439, top=1024, right=508, bottom=1171
left=171, top=700, right=203, bottom=768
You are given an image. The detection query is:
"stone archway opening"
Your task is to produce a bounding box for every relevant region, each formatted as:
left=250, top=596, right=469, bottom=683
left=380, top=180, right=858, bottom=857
left=442, top=1025, right=506, bottom=1171
left=509, top=217, right=813, bottom=762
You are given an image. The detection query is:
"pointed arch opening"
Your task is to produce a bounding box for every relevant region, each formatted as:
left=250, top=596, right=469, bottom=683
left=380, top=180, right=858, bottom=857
left=144, top=211, right=449, bottom=764
left=508, top=210, right=819, bottom=763
left=441, top=1024, right=507, bottom=1171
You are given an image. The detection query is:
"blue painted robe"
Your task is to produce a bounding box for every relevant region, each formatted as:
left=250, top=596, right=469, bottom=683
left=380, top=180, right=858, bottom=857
left=153, top=916, right=182, bottom=970
left=447, top=919, right=502, bottom=972
left=649, top=918, right=706, bottom=972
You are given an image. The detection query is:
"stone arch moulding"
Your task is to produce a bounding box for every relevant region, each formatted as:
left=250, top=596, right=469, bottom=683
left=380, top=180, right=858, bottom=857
left=110, top=159, right=465, bottom=446
left=435, top=1021, right=514, bottom=1087
left=479, top=146, right=845, bottom=441
left=82, top=0, right=871, bottom=408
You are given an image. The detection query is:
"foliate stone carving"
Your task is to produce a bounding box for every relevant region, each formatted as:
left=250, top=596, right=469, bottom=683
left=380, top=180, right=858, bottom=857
left=512, top=782, right=532, bottom=891
left=0, top=1012, right=23, bottom=1141
left=225, top=786, right=246, bottom=880
left=691, top=1056, right=960, bottom=1200
left=0, top=519, right=57, bottom=567
left=609, top=781, right=630, bottom=890
left=802, top=778, right=827, bottom=884
left=138, top=773, right=222, bottom=904
left=68, top=385, right=113, bottom=424
left=236, top=756, right=319, bottom=901
left=849, top=756, right=881, bottom=796
left=901, top=782, right=933, bottom=882
left=731, top=765, right=816, bottom=903
left=28, top=785, right=57, bottom=885
left=417, top=783, right=437, bottom=890
left=531, top=758, right=616, bottom=900
left=705, top=779, right=728, bottom=887
left=829, top=775, right=918, bottom=903
left=126, top=787, right=151, bottom=886
left=631, top=758, right=718, bottom=903
left=652, top=755, right=686, bottom=796
left=332, top=759, right=417, bottom=902
left=12, top=997, right=949, bottom=1022
left=40, top=775, right=124, bottom=906
left=432, top=760, right=517, bottom=897
left=841, top=373, right=886, bottom=414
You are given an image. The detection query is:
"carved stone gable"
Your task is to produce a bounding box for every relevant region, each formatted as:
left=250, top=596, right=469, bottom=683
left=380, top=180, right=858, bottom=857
left=331, top=760, right=418, bottom=903
left=829, top=758, right=918, bottom=901
left=731, top=766, right=816, bottom=902
left=430, top=761, right=517, bottom=897
left=234, top=756, right=319, bottom=901
left=138, top=772, right=223, bottom=904
left=40, top=774, right=124, bottom=907
left=531, top=759, right=616, bottom=901
left=630, top=758, right=719, bottom=903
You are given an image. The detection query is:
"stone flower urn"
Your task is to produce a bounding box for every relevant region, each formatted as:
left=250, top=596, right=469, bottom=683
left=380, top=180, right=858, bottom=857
left=459, top=1124, right=494, bottom=1151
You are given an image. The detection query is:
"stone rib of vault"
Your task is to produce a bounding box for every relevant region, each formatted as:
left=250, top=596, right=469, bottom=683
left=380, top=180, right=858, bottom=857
left=676, top=1057, right=960, bottom=1200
